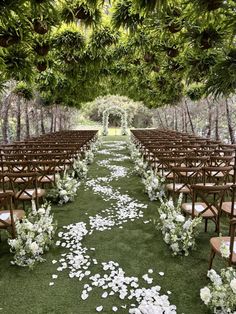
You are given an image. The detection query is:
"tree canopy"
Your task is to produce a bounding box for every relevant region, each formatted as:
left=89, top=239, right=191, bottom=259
left=0, top=0, right=235, bottom=108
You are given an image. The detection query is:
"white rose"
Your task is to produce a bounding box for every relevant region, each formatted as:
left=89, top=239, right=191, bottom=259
left=170, top=243, right=179, bottom=252
left=183, top=220, right=192, bottom=230
left=59, top=190, right=67, bottom=196
left=38, top=207, right=45, bottom=215
left=175, top=214, right=185, bottom=223
left=200, top=287, right=212, bottom=304
left=230, top=278, right=236, bottom=293
left=29, top=242, right=39, bottom=255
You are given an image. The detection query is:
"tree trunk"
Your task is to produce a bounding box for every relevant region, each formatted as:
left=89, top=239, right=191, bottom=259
left=181, top=107, right=185, bottom=132
left=185, top=100, right=194, bottom=133
left=1, top=93, right=12, bottom=144
left=59, top=108, right=63, bottom=131
left=16, top=97, right=21, bottom=141
left=184, top=108, right=187, bottom=132
left=25, top=101, right=30, bottom=138
left=50, top=108, right=54, bottom=133
left=164, top=110, right=169, bottom=128
left=206, top=99, right=212, bottom=139
left=40, top=107, right=45, bottom=134
left=34, top=108, right=39, bottom=136
left=215, top=103, right=220, bottom=140
left=225, top=98, right=235, bottom=144
left=157, top=110, right=164, bottom=129
left=54, top=105, right=57, bottom=132
left=174, top=107, right=178, bottom=131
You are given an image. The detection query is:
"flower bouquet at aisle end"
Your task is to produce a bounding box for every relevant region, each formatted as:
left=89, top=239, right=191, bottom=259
left=47, top=171, right=80, bottom=205
left=142, top=170, right=166, bottom=201
left=156, top=194, right=202, bottom=256
left=200, top=268, right=236, bottom=314
left=8, top=201, right=56, bottom=268
left=72, top=157, right=88, bottom=180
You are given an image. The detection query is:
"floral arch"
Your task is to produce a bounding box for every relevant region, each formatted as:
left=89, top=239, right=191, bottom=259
left=102, top=106, right=128, bottom=136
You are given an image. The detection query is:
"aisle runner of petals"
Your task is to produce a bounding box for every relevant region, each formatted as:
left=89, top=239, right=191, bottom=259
left=50, top=141, right=177, bottom=313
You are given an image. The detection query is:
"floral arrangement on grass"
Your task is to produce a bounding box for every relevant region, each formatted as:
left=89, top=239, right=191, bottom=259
left=142, top=170, right=165, bottom=201
left=85, top=149, right=95, bottom=165
left=47, top=171, right=80, bottom=205
left=128, top=141, right=141, bottom=161
left=8, top=201, right=56, bottom=268
left=157, top=194, right=202, bottom=256
left=90, top=139, right=101, bottom=153
left=134, top=157, right=148, bottom=177
left=200, top=268, right=236, bottom=314
left=72, top=157, right=88, bottom=180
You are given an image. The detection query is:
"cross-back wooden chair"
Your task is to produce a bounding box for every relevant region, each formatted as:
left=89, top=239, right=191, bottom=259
left=209, top=218, right=236, bottom=269
left=0, top=192, right=25, bottom=238
left=6, top=172, right=45, bottom=210
left=182, top=185, right=229, bottom=233
left=166, top=166, right=203, bottom=201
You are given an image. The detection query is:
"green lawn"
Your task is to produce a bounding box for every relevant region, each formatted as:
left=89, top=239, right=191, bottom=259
left=0, top=136, right=226, bottom=314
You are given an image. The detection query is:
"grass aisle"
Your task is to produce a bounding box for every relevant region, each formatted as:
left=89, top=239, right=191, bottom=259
left=0, top=136, right=222, bottom=314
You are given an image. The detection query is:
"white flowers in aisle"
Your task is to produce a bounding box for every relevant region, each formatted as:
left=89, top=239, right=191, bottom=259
left=90, top=139, right=101, bottom=153
left=157, top=194, right=202, bottom=256
left=134, top=157, right=148, bottom=177
left=200, top=268, right=236, bottom=314
left=8, top=201, right=56, bottom=268
left=72, top=157, right=88, bottom=180
left=47, top=171, right=80, bottom=205
left=85, top=149, right=95, bottom=165
left=142, top=170, right=165, bottom=201
left=128, top=141, right=141, bottom=162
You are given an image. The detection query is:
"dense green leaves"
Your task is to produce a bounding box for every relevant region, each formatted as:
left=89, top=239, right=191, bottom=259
left=0, top=0, right=235, bottom=108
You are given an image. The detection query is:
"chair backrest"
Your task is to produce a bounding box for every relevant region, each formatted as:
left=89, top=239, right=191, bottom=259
left=229, top=218, right=236, bottom=265
left=0, top=192, right=14, bottom=230
left=191, top=184, right=229, bottom=218
left=6, top=172, right=40, bottom=207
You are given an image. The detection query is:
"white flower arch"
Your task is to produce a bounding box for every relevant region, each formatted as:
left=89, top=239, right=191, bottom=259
left=102, top=106, right=128, bottom=136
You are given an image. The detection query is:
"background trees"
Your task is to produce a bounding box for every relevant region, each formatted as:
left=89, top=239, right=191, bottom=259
left=0, top=0, right=235, bottom=142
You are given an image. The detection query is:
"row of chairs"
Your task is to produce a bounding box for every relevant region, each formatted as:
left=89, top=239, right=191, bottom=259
left=131, top=129, right=236, bottom=268
left=0, top=130, right=98, bottom=239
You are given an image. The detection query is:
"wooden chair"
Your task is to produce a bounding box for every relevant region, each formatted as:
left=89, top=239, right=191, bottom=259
left=209, top=218, right=236, bottom=269
left=182, top=185, right=229, bottom=233
left=6, top=172, right=45, bottom=210
left=166, top=166, right=202, bottom=201
left=0, top=192, right=25, bottom=238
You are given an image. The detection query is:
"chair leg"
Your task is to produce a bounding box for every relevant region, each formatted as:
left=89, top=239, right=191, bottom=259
left=208, top=248, right=215, bottom=270
left=204, top=219, right=208, bottom=232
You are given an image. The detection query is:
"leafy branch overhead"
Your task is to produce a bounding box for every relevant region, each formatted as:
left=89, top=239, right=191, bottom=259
left=0, top=0, right=235, bottom=107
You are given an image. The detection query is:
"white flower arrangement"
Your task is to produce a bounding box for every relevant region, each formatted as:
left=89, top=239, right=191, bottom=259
left=47, top=171, right=80, bottom=205
left=127, top=141, right=141, bottom=162
left=8, top=201, right=56, bottom=268
left=90, top=139, right=101, bottom=153
left=85, top=149, right=95, bottom=165
left=157, top=194, right=202, bottom=256
left=134, top=157, right=148, bottom=178
left=200, top=268, right=236, bottom=314
left=142, top=170, right=165, bottom=201
left=72, top=158, right=88, bottom=180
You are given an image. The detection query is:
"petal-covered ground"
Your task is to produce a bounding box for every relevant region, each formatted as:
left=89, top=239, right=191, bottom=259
left=0, top=136, right=224, bottom=314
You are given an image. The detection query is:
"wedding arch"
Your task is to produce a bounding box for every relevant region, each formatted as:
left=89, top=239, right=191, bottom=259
left=102, top=106, right=128, bottom=136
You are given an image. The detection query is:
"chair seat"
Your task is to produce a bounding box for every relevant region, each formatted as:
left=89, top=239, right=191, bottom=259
left=38, top=175, right=55, bottom=183
left=15, top=188, right=45, bottom=200
left=182, top=202, right=217, bottom=218
left=163, top=172, right=174, bottom=179
left=0, top=209, right=25, bottom=227
left=210, top=237, right=236, bottom=264
left=0, top=189, right=14, bottom=196
left=222, top=202, right=236, bottom=216
left=166, top=183, right=190, bottom=193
